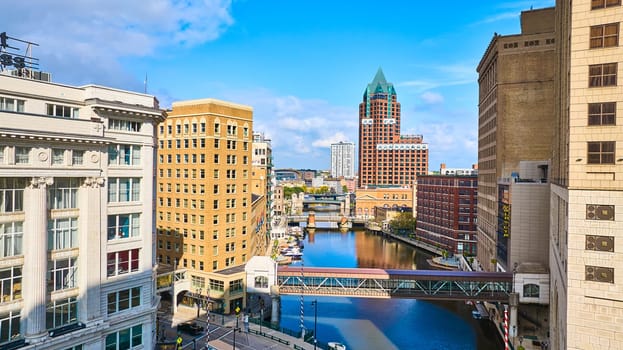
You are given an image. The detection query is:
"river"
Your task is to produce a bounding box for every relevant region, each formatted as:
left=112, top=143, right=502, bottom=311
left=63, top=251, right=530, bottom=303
left=277, top=229, right=504, bottom=350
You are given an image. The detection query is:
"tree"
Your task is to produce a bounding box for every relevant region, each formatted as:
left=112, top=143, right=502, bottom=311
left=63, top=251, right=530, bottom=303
left=389, top=212, right=416, bottom=236
left=284, top=186, right=305, bottom=199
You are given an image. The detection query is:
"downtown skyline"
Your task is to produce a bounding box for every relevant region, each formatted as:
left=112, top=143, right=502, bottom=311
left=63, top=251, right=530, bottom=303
left=3, top=0, right=555, bottom=170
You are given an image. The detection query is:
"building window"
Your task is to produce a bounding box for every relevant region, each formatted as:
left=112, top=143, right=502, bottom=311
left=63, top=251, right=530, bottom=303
left=48, top=217, right=78, bottom=250
left=107, top=249, right=140, bottom=277
left=0, top=266, right=22, bottom=302
left=209, top=279, right=224, bottom=292
left=72, top=150, right=84, bottom=165
left=588, top=102, right=616, bottom=125
left=254, top=276, right=268, bottom=289
left=15, top=147, right=30, bottom=164
left=108, top=178, right=141, bottom=202
left=589, top=63, right=617, bottom=87
left=590, top=23, right=619, bottom=48
left=0, top=97, right=25, bottom=112
left=591, top=0, right=621, bottom=9
left=191, top=275, right=205, bottom=289
left=107, top=287, right=141, bottom=314
left=108, top=119, right=142, bottom=132
left=52, top=149, right=65, bottom=165
left=587, top=141, right=615, bottom=164
left=108, top=144, right=141, bottom=166
left=46, top=104, right=79, bottom=119
left=47, top=257, right=77, bottom=292
left=229, top=279, right=243, bottom=294
left=0, top=222, right=22, bottom=258
left=0, top=178, right=25, bottom=213
left=105, top=324, right=142, bottom=350
left=46, top=297, right=78, bottom=330
left=48, top=178, right=79, bottom=209
left=107, top=214, right=140, bottom=240
left=0, top=311, right=20, bottom=345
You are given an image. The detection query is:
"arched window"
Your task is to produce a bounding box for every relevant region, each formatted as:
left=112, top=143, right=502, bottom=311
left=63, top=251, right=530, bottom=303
left=523, top=283, right=539, bottom=298
left=254, top=276, right=268, bottom=289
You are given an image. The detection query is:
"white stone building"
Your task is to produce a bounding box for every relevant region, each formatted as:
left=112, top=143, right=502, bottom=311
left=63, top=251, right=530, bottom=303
left=0, top=73, right=164, bottom=349
left=330, top=141, right=355, bottom=179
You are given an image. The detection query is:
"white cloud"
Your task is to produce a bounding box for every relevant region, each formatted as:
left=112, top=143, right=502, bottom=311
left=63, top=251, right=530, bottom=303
left=3, top=0, right=233, bottom=88
left=420, top=92, right=444, bottom=104
left=312, top=132, right=350, bottom=148
left=219, top=89, right=357, bottom=169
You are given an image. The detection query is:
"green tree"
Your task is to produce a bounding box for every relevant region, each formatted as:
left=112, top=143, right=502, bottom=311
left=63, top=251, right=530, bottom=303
left=389, top=212, right=417, bottom=236
left=284, top=186, right=305, bottom=199
left=342, top=185, right=348, bottom=193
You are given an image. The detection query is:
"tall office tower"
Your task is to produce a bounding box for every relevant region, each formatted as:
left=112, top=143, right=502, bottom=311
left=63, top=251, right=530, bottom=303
left=0, top=73, right=163, bottom=349
left=550, top=1, right=623, bottom=348
left=330, top=141, right=355, bottom=179
left=476, top=8, right=557, bottom=273
left=156, top=99, right=253, bottom=314
left=357, top=68, right=428, bottom=188
left=251, top=132, right=274, bottom=255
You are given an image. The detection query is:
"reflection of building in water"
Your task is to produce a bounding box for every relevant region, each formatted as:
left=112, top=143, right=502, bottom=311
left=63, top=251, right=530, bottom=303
left=354, top=232, right=417, bottom=270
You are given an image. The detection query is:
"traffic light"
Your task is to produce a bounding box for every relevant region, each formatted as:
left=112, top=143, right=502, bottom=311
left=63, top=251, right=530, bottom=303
left=235, top=306, right=241, bottom=317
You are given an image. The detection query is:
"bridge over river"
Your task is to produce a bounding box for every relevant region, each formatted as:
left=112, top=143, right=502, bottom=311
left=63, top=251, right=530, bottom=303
left=275, top=266, right=512, bottom=301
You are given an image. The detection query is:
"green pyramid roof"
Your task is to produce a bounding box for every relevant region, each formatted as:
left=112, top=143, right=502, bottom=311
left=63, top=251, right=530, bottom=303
left=365, top=67, right=396, bottom=97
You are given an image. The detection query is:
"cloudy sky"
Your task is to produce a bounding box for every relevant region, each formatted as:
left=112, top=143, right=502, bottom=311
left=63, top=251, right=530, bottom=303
left=4, top=0, right=554, bottom=170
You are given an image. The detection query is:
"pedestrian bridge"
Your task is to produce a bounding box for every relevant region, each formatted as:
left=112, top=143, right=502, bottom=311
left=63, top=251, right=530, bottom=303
left=275, top=266, right=512, bottom=302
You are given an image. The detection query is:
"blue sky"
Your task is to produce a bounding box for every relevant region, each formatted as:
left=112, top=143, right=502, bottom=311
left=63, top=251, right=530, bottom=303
left=5, top=0, right=554, bottom=170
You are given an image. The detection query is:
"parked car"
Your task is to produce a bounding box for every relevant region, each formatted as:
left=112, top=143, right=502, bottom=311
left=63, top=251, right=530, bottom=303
left=177, top=322, right=204, bottom=335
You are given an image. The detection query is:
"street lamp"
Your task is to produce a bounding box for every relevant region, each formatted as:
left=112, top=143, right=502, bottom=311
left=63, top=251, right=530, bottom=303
left=259, top=307, right=264, bottom=335
left=195, top=288, right=202, bottom=319
left=311, top=300, right=318, bottom=350
left=206, top=289, right=211, bottom=347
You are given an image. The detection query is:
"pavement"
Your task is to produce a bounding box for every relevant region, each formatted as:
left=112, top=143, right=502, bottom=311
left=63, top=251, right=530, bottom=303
left=158, top=307, right=318, bottom=350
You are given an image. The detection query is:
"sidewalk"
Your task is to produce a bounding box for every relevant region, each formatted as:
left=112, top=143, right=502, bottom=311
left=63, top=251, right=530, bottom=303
left=172, top=307, right=317, bottom=350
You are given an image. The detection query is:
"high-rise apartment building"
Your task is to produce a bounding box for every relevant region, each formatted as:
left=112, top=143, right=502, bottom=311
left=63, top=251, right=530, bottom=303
left=550, top=1, right=623, bottom=348
left=330, top=141, right=355, bottom=179
left=0, top=73, right=163, bottom=349
left=251, top=132, right=274, bottom=255
left=156, top=99, right=253, bottom=314
left=358, top=68, right=428, bottom=188
left=476, top=8, right=557, bottom=272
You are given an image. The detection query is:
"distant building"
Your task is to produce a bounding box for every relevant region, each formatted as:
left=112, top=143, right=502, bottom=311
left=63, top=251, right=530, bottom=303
left=439, top=163, right=478, bottom=176
left=354, top=187, right=413, bottom=219
left=0, top=72, right=163, bottom=348
left=358, top=68, right=428, bottom=188
left=416, top=174, right=478, bottom=255
left=252, top=132, right=274, bottom=252
left=330, top=141, right=355, bottom=178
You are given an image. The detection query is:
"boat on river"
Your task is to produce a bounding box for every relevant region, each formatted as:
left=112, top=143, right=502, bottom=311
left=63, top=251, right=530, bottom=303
left=328, top=342, right=346, bottom=350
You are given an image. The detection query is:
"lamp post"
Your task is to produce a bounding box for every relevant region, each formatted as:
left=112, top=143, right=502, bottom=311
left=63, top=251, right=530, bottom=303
left=311, top=300, right=318, bottom=350
left=206, top=289, right=211, bottom=348
left=195, top=288, right=202, bottom=319
left=259, top=307, right=264, bottom=334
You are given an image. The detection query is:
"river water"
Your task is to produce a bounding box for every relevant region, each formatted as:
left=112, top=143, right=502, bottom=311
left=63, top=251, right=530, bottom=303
left=277, top=229, right=504, bottom=350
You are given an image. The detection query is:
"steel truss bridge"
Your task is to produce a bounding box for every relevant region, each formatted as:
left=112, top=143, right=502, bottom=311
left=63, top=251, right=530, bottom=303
left=277, top=266, right=512, bottom=301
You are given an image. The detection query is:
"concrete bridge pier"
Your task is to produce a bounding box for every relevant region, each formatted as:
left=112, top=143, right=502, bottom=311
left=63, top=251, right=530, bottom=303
left=270, top=285, right=281, bottom=324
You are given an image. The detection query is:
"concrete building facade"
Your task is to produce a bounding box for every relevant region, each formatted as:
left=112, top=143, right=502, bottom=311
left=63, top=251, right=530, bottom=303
left=476, top=8, right=557, bottom=272
left=0, top=73, right=163, bottom=349
left=156, top=99, right=253, bottom=314
left=550, top=1, right=623, bottom=348
left=330, top=141, right=355, bottom=179
left=357, top=68, right=428, bottom=188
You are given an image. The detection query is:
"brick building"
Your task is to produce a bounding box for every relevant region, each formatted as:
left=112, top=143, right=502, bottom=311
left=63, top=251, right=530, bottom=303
left=416, top=175, right=478, bottom=255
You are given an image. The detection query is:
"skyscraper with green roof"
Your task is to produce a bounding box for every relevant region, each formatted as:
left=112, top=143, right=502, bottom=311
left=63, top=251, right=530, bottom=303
left=357, top=68, right=428, bottom=188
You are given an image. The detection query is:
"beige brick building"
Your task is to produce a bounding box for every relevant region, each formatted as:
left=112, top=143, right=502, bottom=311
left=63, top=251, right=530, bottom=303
left=550, top=0, right=623, bottom=348
left=476, top=8, right=557, bottom=272
left=156, top=99, right=254, bottom=314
